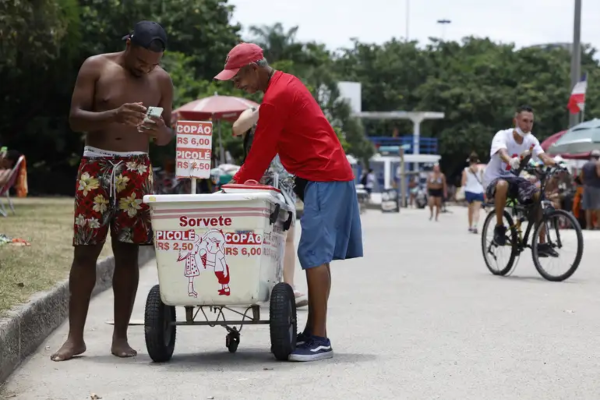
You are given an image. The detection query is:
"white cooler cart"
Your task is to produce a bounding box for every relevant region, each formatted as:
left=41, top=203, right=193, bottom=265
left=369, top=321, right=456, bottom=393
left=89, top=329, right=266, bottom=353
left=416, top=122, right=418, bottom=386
left=142, top=182, right=297, bottom=362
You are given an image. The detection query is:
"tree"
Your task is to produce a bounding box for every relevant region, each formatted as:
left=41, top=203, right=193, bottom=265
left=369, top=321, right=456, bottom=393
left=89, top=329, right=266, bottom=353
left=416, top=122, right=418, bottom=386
left=75, top=0, right=241, bottom=79
left=334, top=36, right=600, bottom=178
left=0, top=0, right=80, bottom=71
left=4, top=7, right=600, bottom=194
left=0, top=0, right=242, bottom=195
left=248, top=23, right=304, bottom=64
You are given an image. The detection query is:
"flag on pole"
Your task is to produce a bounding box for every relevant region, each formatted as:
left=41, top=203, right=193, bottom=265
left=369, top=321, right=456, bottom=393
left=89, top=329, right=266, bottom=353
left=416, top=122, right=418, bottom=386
left=567, top=73, right=588, bottom=114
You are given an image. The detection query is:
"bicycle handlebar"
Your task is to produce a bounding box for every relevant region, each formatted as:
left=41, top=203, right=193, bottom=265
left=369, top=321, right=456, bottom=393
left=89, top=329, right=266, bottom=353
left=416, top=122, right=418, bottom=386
left=510, top=151, right=569, bottom=181
left=521, top=164, right=570, bottom=195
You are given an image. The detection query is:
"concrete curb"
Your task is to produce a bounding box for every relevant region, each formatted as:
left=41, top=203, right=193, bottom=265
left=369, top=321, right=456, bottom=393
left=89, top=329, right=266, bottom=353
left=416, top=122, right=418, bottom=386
left=0, top=246, right=155, bottom=383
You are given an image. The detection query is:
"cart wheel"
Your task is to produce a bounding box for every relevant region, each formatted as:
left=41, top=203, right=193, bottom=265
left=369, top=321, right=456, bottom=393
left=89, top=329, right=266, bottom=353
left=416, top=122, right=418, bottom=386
left=269, top=282, right=297, bottom=361
left=226, top=331, right=240, bottom=353
left=144, top=284, right=176, bottom=362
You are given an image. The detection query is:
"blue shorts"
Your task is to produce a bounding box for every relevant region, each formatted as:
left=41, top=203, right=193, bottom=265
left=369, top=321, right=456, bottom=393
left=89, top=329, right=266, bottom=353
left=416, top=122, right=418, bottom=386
left=465, top=191, right=484, bottom=203
left=298, top=180, right=363, bottom=269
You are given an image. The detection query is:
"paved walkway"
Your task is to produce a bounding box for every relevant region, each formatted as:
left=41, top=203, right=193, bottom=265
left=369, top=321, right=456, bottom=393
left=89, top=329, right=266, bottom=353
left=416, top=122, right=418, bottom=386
left=3, top=207, right=600, bottom=400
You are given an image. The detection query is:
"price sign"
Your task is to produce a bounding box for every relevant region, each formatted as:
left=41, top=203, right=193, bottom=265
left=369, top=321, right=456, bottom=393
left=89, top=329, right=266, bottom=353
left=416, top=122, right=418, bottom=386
left=175, top=120, right=213, bottom=179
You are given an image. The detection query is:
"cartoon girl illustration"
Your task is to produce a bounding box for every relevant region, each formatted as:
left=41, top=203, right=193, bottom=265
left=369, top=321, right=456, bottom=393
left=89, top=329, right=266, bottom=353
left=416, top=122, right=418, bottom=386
left=177, top=235, right=203, bottom=298
left=199, top=229, right=231, bottom=296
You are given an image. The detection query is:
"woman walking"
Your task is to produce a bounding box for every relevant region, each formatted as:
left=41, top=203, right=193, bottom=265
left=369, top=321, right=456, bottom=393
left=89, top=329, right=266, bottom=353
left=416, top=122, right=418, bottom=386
left=461, top=152, right=485, bottom=233
left=427, top=164, right=447, bottom=221
left=232, top=107, right=308, bottom=307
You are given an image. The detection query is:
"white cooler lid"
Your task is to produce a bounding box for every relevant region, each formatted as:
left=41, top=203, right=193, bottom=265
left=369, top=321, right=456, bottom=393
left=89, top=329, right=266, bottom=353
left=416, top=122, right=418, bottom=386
left=143, top=192, right=280, bottom=203
left=221, top=182, right=281, bottom=194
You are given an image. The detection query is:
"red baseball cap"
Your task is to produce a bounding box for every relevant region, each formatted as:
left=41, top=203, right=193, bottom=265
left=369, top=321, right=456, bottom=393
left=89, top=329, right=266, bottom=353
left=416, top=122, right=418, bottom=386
left=214, top=43, right=264, bottom=81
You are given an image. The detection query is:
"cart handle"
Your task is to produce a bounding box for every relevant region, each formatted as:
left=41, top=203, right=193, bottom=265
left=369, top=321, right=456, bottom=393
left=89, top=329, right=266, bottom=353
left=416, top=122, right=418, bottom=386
left=283, top=211, right=293, bottom=231
left=269, top=203, right=280, bottom=225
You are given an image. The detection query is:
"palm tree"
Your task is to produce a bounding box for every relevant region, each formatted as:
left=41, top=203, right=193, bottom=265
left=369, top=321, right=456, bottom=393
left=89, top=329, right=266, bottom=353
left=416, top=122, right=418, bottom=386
left=248, top=23, right=304, bottom=63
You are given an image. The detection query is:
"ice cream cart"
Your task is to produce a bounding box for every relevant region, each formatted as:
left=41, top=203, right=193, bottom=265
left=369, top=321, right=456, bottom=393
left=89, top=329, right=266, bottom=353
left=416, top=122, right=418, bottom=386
left=142, top=182, right=297, bottom=362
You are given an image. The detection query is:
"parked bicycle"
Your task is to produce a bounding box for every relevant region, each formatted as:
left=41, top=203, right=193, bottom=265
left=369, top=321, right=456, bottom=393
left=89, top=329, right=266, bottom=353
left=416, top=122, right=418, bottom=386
left=481, top=161, right=584, bottom=282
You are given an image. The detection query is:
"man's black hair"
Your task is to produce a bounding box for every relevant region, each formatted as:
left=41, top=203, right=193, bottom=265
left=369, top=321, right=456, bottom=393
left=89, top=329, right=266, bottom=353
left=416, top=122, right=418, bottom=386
left=517, top=105, right=533, bottom=114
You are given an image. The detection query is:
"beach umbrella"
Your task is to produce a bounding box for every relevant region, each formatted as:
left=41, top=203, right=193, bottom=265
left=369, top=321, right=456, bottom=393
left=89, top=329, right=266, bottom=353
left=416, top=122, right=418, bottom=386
left=548, top=119, right=600, bottom=156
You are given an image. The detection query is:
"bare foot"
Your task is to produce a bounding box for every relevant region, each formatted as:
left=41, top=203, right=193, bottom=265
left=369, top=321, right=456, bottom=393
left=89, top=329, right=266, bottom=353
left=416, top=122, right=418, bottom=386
left=50, top=339, right=86, bottom=362
left=111, top=338, right=137, bottom=358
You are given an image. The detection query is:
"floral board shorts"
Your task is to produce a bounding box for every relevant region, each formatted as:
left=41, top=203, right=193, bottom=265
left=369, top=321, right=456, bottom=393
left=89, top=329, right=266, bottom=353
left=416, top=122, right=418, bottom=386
left=485, top=175, right=539, bottom=205
left=73, top=154, right=153, bottom=246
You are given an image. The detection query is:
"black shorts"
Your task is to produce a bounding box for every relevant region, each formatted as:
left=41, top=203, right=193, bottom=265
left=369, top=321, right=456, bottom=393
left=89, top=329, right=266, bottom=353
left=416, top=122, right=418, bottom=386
left=428, top=188, right=443, bottom=198
left=485, top=176, right=539, bottom=204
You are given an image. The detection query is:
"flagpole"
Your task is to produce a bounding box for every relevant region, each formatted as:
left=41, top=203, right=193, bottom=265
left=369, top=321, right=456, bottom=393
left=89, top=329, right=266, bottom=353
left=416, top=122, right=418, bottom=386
left=581, top=71, right=586, bottom=123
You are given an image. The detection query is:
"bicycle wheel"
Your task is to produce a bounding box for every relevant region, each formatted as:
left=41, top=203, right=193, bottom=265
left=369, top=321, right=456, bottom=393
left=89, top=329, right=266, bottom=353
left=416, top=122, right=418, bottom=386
left=532, top=209, right=583, bottom=282
left=481, top=209, right=519, bottom=276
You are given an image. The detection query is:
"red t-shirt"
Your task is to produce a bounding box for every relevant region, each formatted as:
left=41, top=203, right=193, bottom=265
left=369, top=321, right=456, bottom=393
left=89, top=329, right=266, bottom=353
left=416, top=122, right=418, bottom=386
left=233, top=71, right=354, bottom=184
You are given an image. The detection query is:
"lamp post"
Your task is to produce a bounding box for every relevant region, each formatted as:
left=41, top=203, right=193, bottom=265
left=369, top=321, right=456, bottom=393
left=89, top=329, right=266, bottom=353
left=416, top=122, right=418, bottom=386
left=405, top=0, right=410, bottom=41
left=437, top=19, right=451, bottom=41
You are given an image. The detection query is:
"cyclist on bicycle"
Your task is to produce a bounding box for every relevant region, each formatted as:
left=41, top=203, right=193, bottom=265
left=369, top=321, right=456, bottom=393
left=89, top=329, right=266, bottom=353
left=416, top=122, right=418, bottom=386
left=482, top=105, right=558, bottom=257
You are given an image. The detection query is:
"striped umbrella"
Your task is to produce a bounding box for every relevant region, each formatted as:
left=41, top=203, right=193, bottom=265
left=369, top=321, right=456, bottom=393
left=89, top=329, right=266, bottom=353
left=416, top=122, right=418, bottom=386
left=173, top=94, right=259, bottom=122
left=541, top=130, right=567, bottom=152
left=548, top=119, right=600, bottom=155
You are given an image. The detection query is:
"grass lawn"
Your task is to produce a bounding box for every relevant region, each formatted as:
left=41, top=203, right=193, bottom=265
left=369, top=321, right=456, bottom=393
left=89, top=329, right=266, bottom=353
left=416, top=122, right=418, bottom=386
left=0, top=197, right=112, bottom=316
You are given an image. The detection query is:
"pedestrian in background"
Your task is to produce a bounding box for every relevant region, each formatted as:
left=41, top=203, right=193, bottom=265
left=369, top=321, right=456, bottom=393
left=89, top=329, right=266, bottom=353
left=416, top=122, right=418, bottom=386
left=581, top=149, right=600, bottom=230
left=462, top=152, right=485, bottom=233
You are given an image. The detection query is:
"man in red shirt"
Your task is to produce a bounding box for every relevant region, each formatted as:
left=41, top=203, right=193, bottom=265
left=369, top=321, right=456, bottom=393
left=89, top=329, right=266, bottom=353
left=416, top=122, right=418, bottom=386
left=215, top=43, right=363, bottom=362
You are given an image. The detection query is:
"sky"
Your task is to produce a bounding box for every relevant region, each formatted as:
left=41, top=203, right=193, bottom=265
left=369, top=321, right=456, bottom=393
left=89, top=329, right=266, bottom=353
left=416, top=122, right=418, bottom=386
left=229, top=0, right=600, bottom=53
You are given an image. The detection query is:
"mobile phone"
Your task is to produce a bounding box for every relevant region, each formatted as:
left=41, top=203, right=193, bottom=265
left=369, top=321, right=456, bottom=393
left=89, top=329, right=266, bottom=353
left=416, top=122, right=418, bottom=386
left=0, top=146, right=6, bottom=157
left=143, top=106, right=163, bottom=123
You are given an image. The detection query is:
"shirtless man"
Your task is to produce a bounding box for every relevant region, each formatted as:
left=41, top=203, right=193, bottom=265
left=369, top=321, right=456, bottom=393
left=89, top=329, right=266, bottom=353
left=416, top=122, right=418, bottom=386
left=52, top=21, right=174, bottom=361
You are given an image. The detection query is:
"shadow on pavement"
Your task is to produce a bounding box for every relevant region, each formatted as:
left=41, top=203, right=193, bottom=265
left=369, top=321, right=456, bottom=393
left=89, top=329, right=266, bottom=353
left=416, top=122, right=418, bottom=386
left=493, top=275, right=582, bottom=284
left=75, top=350, right=377, bottom=371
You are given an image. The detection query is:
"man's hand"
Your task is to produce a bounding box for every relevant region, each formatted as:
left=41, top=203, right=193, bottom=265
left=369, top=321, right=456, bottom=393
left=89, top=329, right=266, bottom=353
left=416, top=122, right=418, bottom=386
left=115, top=102, right=147, bottom=126
left=139, top=115, right=165, bottom=133
left=138, top=116, right=172, bottom=144
left=509, top=157, right=520, bottom=170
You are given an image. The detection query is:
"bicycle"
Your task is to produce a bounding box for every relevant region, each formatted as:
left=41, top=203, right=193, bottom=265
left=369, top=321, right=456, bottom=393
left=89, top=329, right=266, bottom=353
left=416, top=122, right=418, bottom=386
left=481, top=162, right=584, bottom=282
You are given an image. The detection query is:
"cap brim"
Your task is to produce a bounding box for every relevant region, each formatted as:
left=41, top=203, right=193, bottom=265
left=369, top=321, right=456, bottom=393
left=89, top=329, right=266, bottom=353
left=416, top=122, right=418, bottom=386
left=214, top=68, right=239, bottom=81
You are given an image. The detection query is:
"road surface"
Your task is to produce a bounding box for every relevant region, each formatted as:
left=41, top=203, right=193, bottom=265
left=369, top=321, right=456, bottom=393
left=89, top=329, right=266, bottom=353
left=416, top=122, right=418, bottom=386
left=3, top=207, right=600, bottom=400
